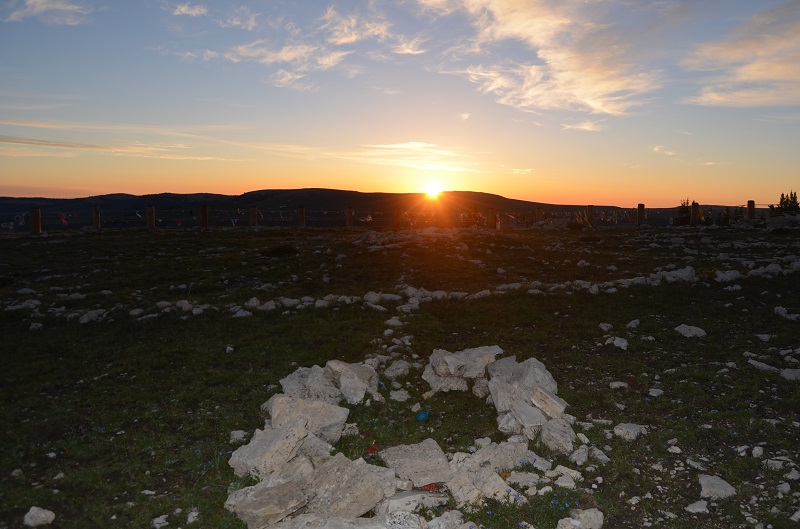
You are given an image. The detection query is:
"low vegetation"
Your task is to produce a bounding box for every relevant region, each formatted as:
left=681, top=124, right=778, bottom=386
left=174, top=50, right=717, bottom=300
left=1, top=225, right=798, bottom=528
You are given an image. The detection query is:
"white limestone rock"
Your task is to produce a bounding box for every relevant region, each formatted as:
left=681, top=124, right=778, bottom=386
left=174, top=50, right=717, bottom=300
left=487, top=356, right=558, bottom=394
left=699, top=474, right=736, bottom=499
left=674, top=324, right=707, bottom=338
left=228, top=419, right=308, bottom=480
left=264, top=395, right=349, bottom=444
left=225, top=481, right=307, bottom=528
left=540, top=418, right=577, bottom=455
left=380, top=438, right=453, bottom=488
left=23, top=507, right=55, bottom=527
left=304, top=453, right=387, bottom=518
left=614, top=423, right=646, bottom=441
left=429, top=345, right=503, bottom=379
left=685, top=500, right=709, bottom=513
left=279, top=365, right=341, bottom=404
left=531, top=386, right=568, bottom=419
left=384, top=360, right=411, bottom=379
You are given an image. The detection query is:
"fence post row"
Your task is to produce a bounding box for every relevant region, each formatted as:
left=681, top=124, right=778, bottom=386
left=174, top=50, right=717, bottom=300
left=18, top=198, right=762, bottom=233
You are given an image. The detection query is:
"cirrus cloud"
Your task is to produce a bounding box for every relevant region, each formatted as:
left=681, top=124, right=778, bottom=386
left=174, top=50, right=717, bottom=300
left=684, top=1, right=800, bottom=107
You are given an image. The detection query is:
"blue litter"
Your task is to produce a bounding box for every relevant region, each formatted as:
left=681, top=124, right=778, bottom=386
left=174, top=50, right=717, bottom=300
left=415, top=411, right=430, bottom=421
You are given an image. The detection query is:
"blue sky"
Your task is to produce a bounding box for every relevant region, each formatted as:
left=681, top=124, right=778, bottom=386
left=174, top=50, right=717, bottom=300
left=1, top=0, right=798, bottom=207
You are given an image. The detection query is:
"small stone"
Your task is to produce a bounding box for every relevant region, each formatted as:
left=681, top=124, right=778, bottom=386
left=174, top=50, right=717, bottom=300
left=674, top=324, right=706, bottom=338
left=614, top=423, right=645, bottom=441
left=685, top=500, right=708, bottom=513
left=23, top=507, right=55, bottom=527
left=699, top=474, right=736, bottom=499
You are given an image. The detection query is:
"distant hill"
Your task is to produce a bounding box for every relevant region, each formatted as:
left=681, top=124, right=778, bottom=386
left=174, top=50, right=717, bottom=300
left=0, top=188, right=609, bottom=216
left=1, top=188, right=660, bottom=230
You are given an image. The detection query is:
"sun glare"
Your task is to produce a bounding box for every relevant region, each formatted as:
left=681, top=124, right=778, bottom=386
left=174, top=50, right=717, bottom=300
left=424, top=181, right=443, bottom=199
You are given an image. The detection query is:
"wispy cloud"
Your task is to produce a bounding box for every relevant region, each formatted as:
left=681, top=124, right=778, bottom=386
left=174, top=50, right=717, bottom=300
left=562, top=120, right=605, bottom=132
left=651, top=145, right=676, bottom=156
left=684, top=1, right=800, bottom=107
left=3, top=0, right=91, bottom=25
left=421, top=0, right=660, bottom=115
left=225, top=38, right=352, bottom=89
left=173, top=3, right=207, bottom=17
left=221, top=6, right=258, bottom=31
left=319, top=6, right=390, bottom=45
left=394, top=35, right=427, bottom=55
left=0, top=133, right=236, bottom=161
left=330, top=141, right=479, bottom=172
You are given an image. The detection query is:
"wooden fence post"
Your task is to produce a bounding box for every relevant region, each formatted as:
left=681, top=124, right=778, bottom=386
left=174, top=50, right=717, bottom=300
left=298, top=206, right=306, bottom=228
left=146, top=206, right=156, bottom=229
left=637, top=204, right=645, bottom=226
left=747, top=200, right=755, bottom=220
left=393, top=208, right=401, bottom=228
left=488, top=208, right=496, bottom=229
left=586, top=205, right=594, bottom=226
left=535, top=208, right=544, bottom=222
left=200, top=205, right=209, bottom=229
left=249, top=207, right=259, bottom=227
left=346, top=207, right=354, bottom=228
left=690, top=201, right=700, bottom=226
left=30, top=208, right=42, bottom=236
left=92, top=206, right=101, bottom=230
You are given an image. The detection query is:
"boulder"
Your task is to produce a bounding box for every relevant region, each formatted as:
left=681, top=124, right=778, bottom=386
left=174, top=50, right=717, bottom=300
left=540, top=418, right=576, bottom=455
left=225, top=481, right=307, bottom=528
left=422, top=364, right=468, bottom=393
left=510, top=401, right=548, bottom=432
left=380, top=438, right=453, bottom=487
left=280, top=365, right=341, bottom=404
left=375, top=490, right=448, bottom=515
left=699, top=474, right=736, bottom=499
left=531, top=386, right=568, bottom=419
left=569, top=508, right=604, bottom=529
left=264, top=395, right=349, bottom=444
left=488, top=378, right=530, bottom=413
left=384, top=360, right=411, bottom=380
left=228, top=420, right=308, bottom=480
left=488, top=356, right=558, bottom=394
left=304, top=453, right=387, bottom=517
left=429, top=346, right=503, bottom=379
left=326, top=360, right=380, bottom=404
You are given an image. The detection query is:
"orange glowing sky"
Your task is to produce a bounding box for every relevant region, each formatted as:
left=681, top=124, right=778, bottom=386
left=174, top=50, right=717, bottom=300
left=1, top=1, right=799, bottom=207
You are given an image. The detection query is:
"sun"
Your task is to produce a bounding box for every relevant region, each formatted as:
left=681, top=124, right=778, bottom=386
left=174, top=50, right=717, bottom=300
left=423, top=181, right=443, bottom=200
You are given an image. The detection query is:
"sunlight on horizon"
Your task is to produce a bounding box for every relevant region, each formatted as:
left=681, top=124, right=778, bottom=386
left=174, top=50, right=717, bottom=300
left=423, top=181, right=443, bottom=200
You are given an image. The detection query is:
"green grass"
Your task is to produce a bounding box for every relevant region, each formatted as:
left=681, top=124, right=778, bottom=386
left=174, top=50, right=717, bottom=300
left=1, top=226, right=799, bottom=528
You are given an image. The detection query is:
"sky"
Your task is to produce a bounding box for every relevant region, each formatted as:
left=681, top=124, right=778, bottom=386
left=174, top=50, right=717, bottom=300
left=1, top=0, right=799, bottom=207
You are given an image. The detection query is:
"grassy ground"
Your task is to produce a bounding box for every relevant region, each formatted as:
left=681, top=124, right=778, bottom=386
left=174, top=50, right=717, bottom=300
left=1, top=226, right=798, bottom=528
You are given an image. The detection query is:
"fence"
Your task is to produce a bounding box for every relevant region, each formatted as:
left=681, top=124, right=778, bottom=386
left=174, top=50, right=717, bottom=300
left=4, top=200, right=764, bottom=235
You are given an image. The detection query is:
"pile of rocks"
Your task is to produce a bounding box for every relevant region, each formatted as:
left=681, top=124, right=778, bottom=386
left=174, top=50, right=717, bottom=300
left=224, top=347, right=606, bottom=529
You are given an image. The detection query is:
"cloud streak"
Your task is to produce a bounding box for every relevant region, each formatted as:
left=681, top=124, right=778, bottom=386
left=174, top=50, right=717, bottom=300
left=684, top=1, right=800, bottom=107
left=330, top=141, right=479, bottom=172
left=173, top=3, right=207, bottom=17
left=3, top=0, right=90, bottom=25
left=420, top=0, right=660, bottom=115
